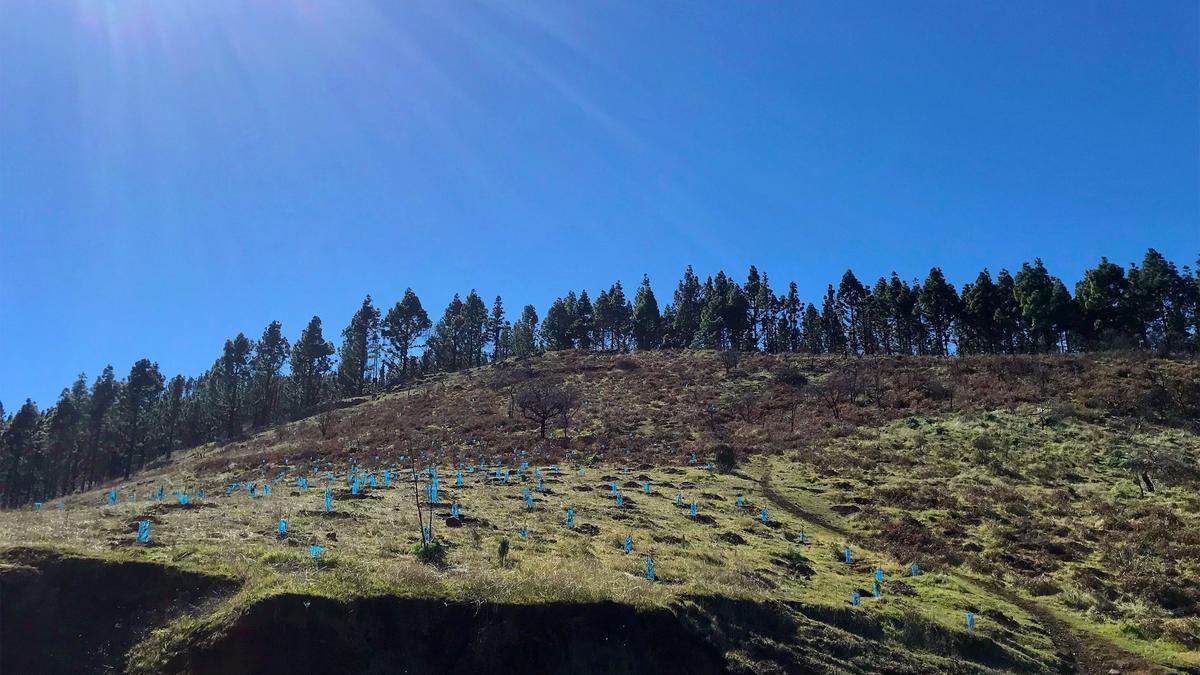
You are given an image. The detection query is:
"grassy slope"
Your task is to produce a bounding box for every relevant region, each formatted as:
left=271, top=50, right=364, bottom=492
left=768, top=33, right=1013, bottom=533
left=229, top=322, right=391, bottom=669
left=1, top=351, right=1197, bottom=673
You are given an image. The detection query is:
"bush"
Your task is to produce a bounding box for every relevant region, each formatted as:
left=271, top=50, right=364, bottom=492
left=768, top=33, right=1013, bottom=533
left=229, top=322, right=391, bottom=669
left=717, top=350, right=739, bottom=373
left=713, top=444, right=737, bottom=474
left=497, top=537, right=510, bottom=567
left=613, top=358, right=640, bottom=371
left=773, top=366, right=808, bottom=388
left=1163, top=617, right=1200, bottom=649
left=972, top=435, right=996, bottom=463
left=410, top=538, right=447, bottom=566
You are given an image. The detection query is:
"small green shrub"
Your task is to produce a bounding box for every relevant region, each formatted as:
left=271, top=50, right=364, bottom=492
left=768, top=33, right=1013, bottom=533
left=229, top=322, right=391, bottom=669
left=497, top=537, right=510, bottom=567
left=410, top=538, right=447, bottom=566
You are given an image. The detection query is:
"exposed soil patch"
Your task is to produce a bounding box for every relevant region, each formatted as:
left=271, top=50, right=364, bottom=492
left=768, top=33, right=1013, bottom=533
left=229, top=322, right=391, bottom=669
left=162, top=593, right=726, bottom=675
left=336, top=492, right=380, bottom=501
left=155, top=502, right=219, bottom=511
left=443, top=515, right=490, bottom=529
left=297, top=509, right=355, bottom=519
left=0, top=548, right=237, bottom=675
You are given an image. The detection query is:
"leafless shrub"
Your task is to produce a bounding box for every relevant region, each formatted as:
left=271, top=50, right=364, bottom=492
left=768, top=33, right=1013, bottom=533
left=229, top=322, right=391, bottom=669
left=972, top=435, right=996, bottom=464
left=613, top=358, right=640, bottom=372
left=316, top=411, right=335, bottom=439
left=514, top=381, right=579, bottom=439
left=772, top=366, right=808, bottom=388
left=730, top=389, right=761, bottom=423
left=814, top=363, right=862, bottom=419
left=717, top=350, right=739, bottom=374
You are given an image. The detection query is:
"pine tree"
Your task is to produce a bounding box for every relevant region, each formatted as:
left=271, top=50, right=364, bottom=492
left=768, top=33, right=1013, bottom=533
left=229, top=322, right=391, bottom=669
left=429, top=295, right=465, bottom=371
left=632, top=274, right=662, bottom=350
left=47, top=388, right=82, bottom=497
left=959, top=270, right=1001, bottom=354
left=292, top=317, right=335, bottom=410
left=660, top=303, right=678, bottom=348
left=462, top=290, right=490, bottom=367
left=755, top=273, right=776, bottom=352
left=858, top=286, right=880, bottom=355
left=488, top=296, right=506, bottom=361
left=1049, top=279, right=1078, bottom=352
left=820, top=285, right=846, bottom=354
left=1129, top=248, right=1193, bottom=352
left=382, top=289, right=431, bottom=379
left=250, top=321, right=289, bottom=426
left=2, top=400, right=40, bottom=507
left=869, top=278, right=895, bottom=355
left=919, top=268, right=959, bottom=355
left=511, top=305, right=539, bottom=358
left=606, top=281, right=633, bottom=351
left=540, top=297, right=576, bottom=351
left=837, top=270, right=867, bottom=354
left=1014, top=260, right=1057, bottom=353
left=338, top=296, right=381, bottom=396
left=671, top=265, right=703, bottom=348
left=122, top=359, right=164, bottom=477
left=1191, top=260, right=1200, bottom=350
left=744, top=266, right=762, bottom=349
left=161, top=375, right=186, bottom=460
left=723, top=281, right=750, bottom=351
left=1075, top=257, right=1134, bottom=350
left=994, top=270, right=1023, bottom=353
left=574, top=290, right=594, bottom=350
left=496, top=321, right=513, bottom=360
left=784, top=282, right=801, bottom=352
left=219, top=335, right=253, bottom=438
left=698, top=273, right=748, bottom=350
left=802, top=303, right=823, bottom=353
left=83, top=366, right=117, bottom=490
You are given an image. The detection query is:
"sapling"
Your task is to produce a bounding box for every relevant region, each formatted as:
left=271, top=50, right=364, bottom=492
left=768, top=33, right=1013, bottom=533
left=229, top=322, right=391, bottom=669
left=497, top=537, right=510, bottom=567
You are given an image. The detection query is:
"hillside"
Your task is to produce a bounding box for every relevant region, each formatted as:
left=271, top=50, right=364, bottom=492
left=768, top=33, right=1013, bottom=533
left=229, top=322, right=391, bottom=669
left=2, top=351, right=1198, bottom=674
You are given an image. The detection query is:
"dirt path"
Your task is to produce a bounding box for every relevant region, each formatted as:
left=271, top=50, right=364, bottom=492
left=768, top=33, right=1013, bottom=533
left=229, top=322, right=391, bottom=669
left=758, top=468, right=1168, bottom=675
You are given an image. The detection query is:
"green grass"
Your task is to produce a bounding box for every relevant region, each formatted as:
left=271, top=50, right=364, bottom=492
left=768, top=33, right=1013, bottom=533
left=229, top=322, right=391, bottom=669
left=3, top=397, right=1197, bottom=672
left=765, top=406, right=1200, bottom=670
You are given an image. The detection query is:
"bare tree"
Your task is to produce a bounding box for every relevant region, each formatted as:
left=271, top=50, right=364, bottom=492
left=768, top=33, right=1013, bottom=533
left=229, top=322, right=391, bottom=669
left=410, top=460, right=432, bottom=542
left=316, top=411, right=335, bottom=438
left=731, top=389, right=760, bottom=423
left=815, top=363, right=862, bottom=420
left=717, top=350, right=739, bottom=374
left=773, top=366, right=808, bottom=432
left=515, top=381, right=579, bottom=439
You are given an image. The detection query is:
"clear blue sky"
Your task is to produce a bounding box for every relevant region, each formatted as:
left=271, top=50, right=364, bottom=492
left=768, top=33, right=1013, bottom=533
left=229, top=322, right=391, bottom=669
left=2, top=1, right=1197, bottom=408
